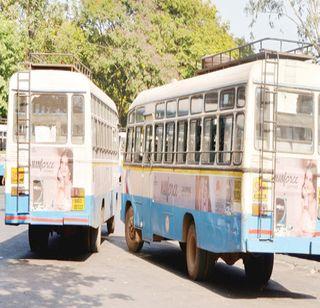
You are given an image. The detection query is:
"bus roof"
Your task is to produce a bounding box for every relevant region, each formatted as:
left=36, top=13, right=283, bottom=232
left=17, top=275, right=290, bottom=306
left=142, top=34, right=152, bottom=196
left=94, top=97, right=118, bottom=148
left=9, top=70, right=117, bottom=113
left=130, top=59, right=320, bottom=110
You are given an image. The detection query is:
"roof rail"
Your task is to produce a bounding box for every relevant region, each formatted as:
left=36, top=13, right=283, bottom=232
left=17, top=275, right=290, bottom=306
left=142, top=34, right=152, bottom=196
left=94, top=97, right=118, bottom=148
left=198, top=38, right=314, bottom=75
left=28, top=52, right=92, bottom=79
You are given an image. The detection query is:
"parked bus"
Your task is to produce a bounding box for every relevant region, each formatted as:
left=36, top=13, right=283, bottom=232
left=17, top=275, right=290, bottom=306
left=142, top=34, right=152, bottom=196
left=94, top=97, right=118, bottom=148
left=121, top=39, right=320, bottom=288
left=5, top=54, right=119, bottom=253
left=0, top=120, right=7, bottom=184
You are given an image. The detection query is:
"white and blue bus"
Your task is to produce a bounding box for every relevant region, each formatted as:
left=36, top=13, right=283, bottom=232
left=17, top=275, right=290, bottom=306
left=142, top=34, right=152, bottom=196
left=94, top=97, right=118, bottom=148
left=121, top=39, right=320, bottom=287
left=5, top=54, right=119, bottom=253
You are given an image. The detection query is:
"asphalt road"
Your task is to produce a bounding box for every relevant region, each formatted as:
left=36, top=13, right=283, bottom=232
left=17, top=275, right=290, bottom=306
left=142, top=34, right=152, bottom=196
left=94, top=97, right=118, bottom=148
left=0, top=187, right=320, bottom=307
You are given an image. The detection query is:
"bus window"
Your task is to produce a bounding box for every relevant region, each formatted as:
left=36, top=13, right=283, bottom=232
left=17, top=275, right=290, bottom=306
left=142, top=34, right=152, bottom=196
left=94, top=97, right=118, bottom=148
left=178, top=97, right=189, bottom=116
left=125, top=127, right=134, bottom=162
left=13, top=94, right=27, bottom=142
left=233, top=113, right=244, bottom=164
left=31, top=94, right=67, bottom=144
left=237, top=86, right=246, bottom=108
left=204, top=91, right=218, bottom=112
left=165, top=122, right=175, bottom=163
left=191, top=95, right=203, bottom=114
left=202, top=117, right=217, bottom=164
left=134, top=126, right=144, bottom=162
left=218, top=115, right=233, bottom=164
left=136, top=107, right=145, bottom=123
left=166, top=100, right=176, bottom=118
left=144, top=125, right=153, bottom=163
left=155, top=103, right=165, bottom=119
left=72, top=95, right=84, bottom=144
left=128, top=110, right=135, bottom=124
left=177, top=121, right=188, bottom=164
left=188, top=119, right=201, bottom=164
left=154, top=124, right=164, bottom=163
left=220, top=88, right=235, bottom=110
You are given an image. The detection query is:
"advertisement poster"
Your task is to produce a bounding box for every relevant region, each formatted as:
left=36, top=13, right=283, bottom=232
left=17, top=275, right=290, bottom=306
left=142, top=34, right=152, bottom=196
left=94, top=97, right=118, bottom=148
left=153, top=173, right=241, bottom=215
left=275, top=158, right=318, bottom=237
left=30, top=147, right=73, bottom=211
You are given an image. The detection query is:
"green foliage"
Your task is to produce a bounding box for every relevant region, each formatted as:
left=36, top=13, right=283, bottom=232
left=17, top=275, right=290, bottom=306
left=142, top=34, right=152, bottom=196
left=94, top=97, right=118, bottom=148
left=0, top=0, right=239, bottom=125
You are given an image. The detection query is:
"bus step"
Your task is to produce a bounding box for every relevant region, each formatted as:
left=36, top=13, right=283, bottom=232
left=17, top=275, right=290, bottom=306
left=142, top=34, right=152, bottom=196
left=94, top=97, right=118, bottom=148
left=17, top=118, right=30, bottom=122
left=263, top=120, right=277, bottom=125
left=261, top=178, right=274, bottom=183
left=18, top=79, right=30, bottom=82
left=17, top=165, right=30, bottom=169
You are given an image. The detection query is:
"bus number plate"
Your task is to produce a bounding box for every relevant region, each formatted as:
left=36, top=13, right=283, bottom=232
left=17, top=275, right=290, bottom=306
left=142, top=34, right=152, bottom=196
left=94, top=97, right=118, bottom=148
left=72, top=197, right=85, bottom=211
left=11, top=168, right=24, bottom=184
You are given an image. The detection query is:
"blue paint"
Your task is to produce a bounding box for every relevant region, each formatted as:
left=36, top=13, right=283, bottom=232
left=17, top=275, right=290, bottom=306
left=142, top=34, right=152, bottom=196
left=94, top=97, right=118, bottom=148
left=0, top=164, right=4, bottom=177
left=121, top=193, right=320, bottom=255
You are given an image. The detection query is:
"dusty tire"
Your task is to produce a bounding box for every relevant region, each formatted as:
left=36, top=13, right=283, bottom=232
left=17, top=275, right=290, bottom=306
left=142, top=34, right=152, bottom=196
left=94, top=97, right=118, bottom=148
left=125, top=206, right=143, bottom=252
left=186, top=223, right=209, bottom=281
left=107, top=216, right=115, bottom=235
left=244, top=253, right=274, bottom=289
left=179, top=241, right=186, bottom=253
left=29, top=225, right=49, bottom=254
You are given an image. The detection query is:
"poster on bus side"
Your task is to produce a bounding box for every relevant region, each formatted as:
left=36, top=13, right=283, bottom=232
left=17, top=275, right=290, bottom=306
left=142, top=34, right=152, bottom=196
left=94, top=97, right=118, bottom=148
left=30, top=147, right=73, bottom=211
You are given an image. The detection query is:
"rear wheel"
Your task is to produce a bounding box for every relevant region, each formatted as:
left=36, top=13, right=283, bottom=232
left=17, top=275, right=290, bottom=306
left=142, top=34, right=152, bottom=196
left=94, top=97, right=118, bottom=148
left=28, top=225, right=49, bottom=254
left=244, top=253, right=274, bottom=289
left=186, top=223, right=209, bottom=281
left=125, top=206, right=143, bottom=252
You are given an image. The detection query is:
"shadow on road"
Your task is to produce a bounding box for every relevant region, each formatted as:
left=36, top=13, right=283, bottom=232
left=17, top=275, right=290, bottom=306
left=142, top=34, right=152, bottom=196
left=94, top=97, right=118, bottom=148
left=107, top=235, right=317, bottom=301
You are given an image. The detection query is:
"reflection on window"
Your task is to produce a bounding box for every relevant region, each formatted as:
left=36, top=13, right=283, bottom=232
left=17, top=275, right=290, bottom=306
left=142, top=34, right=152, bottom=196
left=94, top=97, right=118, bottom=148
left=128, top=110, right=135, bottom=124
left=72, top=95, right=84, bottom=144
left=220, top=88, right=235, bottom=110
left=205, top=92, right=218, bottom=112
left=234, top=114, right=244, bottom=164
left=202, top=117, right=217, bottom=164
left=165, top=122, right=175, bottom=163
left=136, top=107, right=145, bottom=123
left=218, top=115, right=233, bottom=164
left=191, top=95, right=203, bottom=114
left=237, top=87, right=246, bottom=107
left=154, top=124, right=164, bottom=162
left=125, top=128, right=134, bottom=162
left=177, top=121, right=188, bottom=164
left=188, top=119, right=201, bottom=164
left=166, top=100, right=176, bottom=118
left=134, top=126, right=144, bottom=162
left=31, top=94, right=67, bottom=144
left=155, top=103, right=165, bottom=119
left=178, top=98, right=189, bottom=116
left=144, top=125, right=153, bottom=163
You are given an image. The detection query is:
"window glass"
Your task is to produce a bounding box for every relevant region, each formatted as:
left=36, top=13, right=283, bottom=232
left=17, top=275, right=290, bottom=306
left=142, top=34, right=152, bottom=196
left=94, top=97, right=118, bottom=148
left=125, top=128, right=134, bottom=162
left=202, top=117, right=217, bottom=164
left=154, top=124, right=164, bottom=163
left=166, top=100, right=176, bottom=118
left=128, top=110, right=135, bottom=124
left=72, top=95, right=84, bottom=144
left=178, top=98, right=189, bottom=116
left=136, top=107, right=145, bottom=123
left=204, top=91, right=218, bottom=112
left=165, top=122, right=175, bottom=163
left=144, top=125, right=153, bottom=163
left=188, top=119, right=201, bottom=164
left=134, top=127, right=144, bottom=162
left=177, top=121, right=188, bottom=164
left=218, top=115, right=233, bottom=164
left=233, top=114, right=244, bottom=164
left=191, top=95, right=203, bottom=114
left=13, top=94, right=27, bottom=142
left=237, top=86, right=246, bottom=107
left=155, top=103, right=165, bottom=119
left=31, top=94, right=67, bottom=144
left=220, top=88, right=235, bottom=110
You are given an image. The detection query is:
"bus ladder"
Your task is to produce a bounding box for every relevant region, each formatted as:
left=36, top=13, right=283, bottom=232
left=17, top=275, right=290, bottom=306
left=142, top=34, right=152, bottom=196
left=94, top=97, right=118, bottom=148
left=16, top=66, right=31, bottom=213
left=258, top=51, right=279, bottom=241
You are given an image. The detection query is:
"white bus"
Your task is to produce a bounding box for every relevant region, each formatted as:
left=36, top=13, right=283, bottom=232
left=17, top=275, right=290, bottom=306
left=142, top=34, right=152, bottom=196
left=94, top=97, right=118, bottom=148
left=121, top=39, right=320, bottom=288
left=5, top=54, right=119, bottom=253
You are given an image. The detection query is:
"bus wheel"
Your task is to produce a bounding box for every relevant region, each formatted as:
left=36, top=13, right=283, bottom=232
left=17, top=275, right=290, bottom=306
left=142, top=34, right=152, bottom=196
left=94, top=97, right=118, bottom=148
left=125, top=206, right=143, bottom=252
left=186, top=223, right=209, bottom=281
left=90, top=208, right=104, bottom=253
left=107, top=216, right=115, bottom=235
left=244, top=253, right=274, bottom=289
left=28, top=225, right=49, bottom=254
left=179, top=242, right=186, bottom=253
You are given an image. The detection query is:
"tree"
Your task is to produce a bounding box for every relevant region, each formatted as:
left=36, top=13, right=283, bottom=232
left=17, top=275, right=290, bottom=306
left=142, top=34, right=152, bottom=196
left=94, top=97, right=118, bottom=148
left=246, top=0, right=320, bottom=56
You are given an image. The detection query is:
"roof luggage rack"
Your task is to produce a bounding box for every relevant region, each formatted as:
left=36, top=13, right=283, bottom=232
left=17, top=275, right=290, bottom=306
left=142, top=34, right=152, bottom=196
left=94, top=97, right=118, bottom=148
left=28, top=52, right=92, bottom=79
left=197, top=38, right=314, bottom=75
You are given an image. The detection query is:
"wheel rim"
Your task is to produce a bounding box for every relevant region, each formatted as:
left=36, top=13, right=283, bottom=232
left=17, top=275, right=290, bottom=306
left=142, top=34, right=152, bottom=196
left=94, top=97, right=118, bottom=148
left=128, top=215, right=136, bottom=240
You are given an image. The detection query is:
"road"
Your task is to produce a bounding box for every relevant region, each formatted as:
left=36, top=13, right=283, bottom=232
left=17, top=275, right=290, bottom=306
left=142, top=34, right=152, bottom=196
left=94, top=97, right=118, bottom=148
left=0, top=188, right=320, bottom=308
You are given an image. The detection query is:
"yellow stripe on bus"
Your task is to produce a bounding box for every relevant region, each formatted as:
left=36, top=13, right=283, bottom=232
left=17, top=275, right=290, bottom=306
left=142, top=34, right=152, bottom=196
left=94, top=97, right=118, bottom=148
left=123, top=165, right=243, bottom=177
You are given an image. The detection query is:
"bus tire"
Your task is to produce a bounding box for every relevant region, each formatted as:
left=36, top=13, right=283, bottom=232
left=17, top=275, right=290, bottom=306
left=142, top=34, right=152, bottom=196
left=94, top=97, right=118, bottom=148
left=244, top=253, right=274, bottom=289
left=107, top=216, right=115, bottom=235
left=28, top=225, right=49, bottom=254
left=179, top=241, right=186, bottom=253
left=125, top=206, right=143, bottom=252
left=186, top=223, right=209, bottom=281
left=90, top=207, right=104, bottom=253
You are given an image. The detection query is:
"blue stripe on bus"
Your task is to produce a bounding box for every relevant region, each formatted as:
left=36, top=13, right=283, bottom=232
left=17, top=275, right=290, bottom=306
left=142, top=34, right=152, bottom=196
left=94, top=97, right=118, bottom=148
left=0, top=164, right=5, bottom=176
left=121, top=193, right=320, bottom=255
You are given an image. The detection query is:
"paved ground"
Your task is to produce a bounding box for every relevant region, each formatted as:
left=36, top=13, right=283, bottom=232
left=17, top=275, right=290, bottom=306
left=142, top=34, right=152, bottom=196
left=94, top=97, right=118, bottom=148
left=0, top=187, right=320, bottom=307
